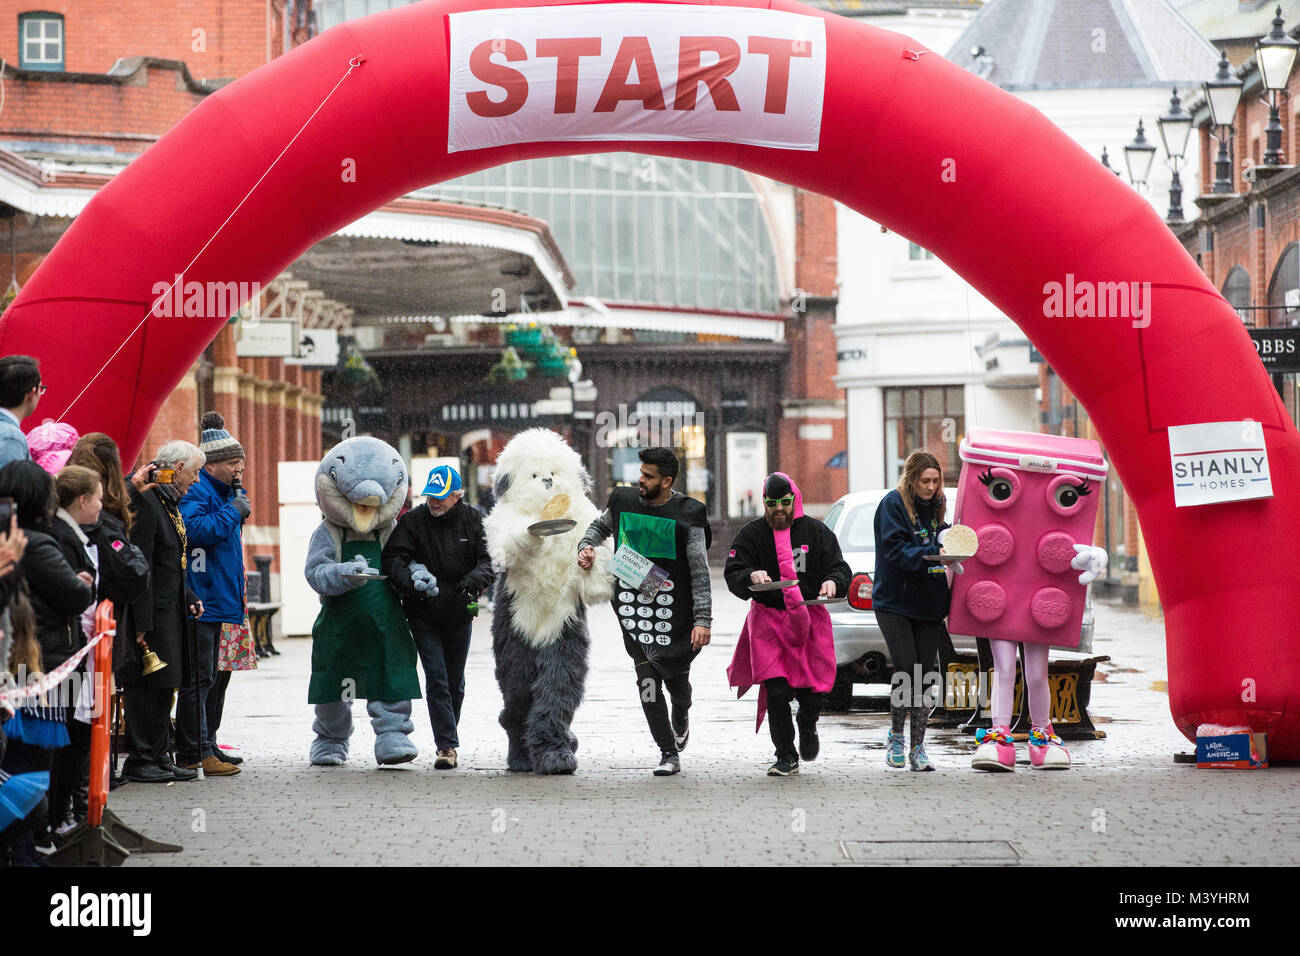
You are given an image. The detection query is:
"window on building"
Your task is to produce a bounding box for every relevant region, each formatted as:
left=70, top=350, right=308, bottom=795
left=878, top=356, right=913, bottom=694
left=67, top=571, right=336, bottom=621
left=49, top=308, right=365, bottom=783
left=908, top=242, right=935, bottom=261
left=1221, top=266, right=1251, bottom=324
left=1267, top=243, right=1299, bottom=328
left=883, top=385, right=965, bottom=484
left=19, top=13, right=63, bottom=71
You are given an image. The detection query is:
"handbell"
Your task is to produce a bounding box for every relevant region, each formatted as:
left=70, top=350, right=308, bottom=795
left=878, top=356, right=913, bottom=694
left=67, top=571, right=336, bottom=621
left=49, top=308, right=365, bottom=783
left=140, top=640, right=168, bottom=676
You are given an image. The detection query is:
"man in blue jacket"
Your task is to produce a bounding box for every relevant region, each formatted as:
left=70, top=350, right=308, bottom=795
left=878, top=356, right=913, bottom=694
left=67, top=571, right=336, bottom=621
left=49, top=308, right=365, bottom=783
left=176, top=412, right=250, bottom=776
left=0, top=355, right=42, bottom=466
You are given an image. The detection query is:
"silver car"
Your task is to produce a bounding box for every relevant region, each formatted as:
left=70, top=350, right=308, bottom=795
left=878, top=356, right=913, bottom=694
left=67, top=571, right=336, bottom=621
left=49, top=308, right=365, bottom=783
left=820, top=488, right=1094, bottom=711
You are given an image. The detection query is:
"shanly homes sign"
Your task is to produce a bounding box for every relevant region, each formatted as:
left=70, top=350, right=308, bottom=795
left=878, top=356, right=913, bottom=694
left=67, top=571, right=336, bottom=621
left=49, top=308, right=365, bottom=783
left=447, top=5, right=827, bottom=152
left=1248, top=327, right=1300, bottom=374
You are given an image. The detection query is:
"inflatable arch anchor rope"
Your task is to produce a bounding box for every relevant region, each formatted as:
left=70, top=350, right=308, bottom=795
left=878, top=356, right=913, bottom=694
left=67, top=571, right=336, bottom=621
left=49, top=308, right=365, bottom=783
left=0, top=0, right=1297, bottom=757
left=52, top=55, right=370, bottom=426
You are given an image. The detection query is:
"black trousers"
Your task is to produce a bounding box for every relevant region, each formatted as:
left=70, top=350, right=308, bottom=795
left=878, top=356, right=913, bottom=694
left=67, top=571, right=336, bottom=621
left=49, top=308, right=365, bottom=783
left=765, top=677, right=823, bottom=761
left=410, top=617, right=473, bottom=750
left=209, top=668, right=232, bottom=750
left=48, top=711, right=91, bottom=827
left=122, top=684, right=174, bottom=769
left=874, top=609, right=945, bottom=741
left=624, top=635, right=695, bottom=755
left=175, top=621, right=217, bottom=764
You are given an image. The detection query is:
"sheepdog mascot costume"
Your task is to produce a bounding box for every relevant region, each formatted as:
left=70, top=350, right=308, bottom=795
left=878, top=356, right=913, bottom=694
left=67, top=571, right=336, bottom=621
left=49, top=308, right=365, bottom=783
left=484, top=428, right=613, bottom=774
left=305, top=436, right=422, bottom=766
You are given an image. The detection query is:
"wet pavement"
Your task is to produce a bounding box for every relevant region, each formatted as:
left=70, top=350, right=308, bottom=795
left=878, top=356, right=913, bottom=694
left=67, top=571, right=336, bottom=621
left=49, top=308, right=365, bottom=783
left=107, top=572, right=1300, bottom=866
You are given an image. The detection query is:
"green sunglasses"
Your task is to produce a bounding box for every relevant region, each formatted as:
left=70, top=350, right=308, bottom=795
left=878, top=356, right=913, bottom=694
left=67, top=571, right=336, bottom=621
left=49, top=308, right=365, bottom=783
left=764, top=495, right=795, bottom=508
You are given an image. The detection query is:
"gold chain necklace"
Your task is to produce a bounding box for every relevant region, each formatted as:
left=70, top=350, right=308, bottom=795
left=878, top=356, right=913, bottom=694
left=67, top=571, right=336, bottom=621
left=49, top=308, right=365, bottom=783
left=158, top=491, right=188, bottom=569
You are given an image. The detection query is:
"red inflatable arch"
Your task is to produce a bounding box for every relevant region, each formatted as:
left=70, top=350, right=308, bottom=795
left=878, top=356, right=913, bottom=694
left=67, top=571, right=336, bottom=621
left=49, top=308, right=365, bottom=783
left=2, top=0, right=1297, bottom=755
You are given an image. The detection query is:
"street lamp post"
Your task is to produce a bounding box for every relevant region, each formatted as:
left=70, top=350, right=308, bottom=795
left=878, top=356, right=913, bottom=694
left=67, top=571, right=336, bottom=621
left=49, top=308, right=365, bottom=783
left=1255, top=5, right=1299, bottom=166
left=1123, top=119, right=1157, bottom=190
left=1157, top=88, right=1193, bottom=222
left=1203, top=48, right=1244, bottom=193
left=1100, top=146, right=1122, bottom=176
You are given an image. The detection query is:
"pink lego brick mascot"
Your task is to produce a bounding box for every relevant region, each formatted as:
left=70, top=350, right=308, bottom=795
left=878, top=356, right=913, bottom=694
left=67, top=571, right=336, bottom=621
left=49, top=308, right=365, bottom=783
left=947, top=429, right=1109, bottom=771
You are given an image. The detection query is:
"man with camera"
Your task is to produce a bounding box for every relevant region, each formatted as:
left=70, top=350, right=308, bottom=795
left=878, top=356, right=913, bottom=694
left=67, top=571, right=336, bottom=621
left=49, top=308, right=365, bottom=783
left=175, top=412, right=250, bottom=776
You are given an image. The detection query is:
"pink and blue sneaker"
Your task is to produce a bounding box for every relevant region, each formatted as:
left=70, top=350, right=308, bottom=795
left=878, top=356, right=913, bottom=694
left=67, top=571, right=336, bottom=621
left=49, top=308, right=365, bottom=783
left=1028, top=724, right=1070, bottom=770
left=971, top=726, right=1016, bottom=772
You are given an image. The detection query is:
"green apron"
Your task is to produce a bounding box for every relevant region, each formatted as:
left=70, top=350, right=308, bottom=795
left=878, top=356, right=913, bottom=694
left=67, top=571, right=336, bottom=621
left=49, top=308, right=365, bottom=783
left=307, top=534, right=421, bottom=705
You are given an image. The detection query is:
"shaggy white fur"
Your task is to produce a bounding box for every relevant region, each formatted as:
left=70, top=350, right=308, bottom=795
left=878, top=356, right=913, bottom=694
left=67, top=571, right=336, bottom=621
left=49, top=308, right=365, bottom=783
left=485, top=429, right=613, bottom=647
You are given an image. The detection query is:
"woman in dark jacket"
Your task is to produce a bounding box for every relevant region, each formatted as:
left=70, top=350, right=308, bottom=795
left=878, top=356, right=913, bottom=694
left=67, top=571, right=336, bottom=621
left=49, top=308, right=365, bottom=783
left=120, top=440, right=205, bottom=784
left=0, top=460, right=93, bottom=853
left=67, top=433, right=148, bottom=671
left=44, top=466, right=105, bottom=833
left=872, top=450, right=953, bottom=773
left=0, top=461, right=94, bottom=678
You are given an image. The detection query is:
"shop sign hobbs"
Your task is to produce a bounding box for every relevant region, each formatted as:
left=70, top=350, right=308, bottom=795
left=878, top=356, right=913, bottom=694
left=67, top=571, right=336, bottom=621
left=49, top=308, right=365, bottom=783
left=1168, top=421, right=1272, bottom=507
left=1248, top=327, right=1300, bottom=373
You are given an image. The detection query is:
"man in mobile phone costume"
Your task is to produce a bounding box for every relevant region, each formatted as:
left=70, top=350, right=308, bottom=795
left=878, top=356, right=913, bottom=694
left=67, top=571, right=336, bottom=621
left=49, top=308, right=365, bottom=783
left=304, top=437, right=421, bottom=766
left=950, top=430, right=1109, bottom=772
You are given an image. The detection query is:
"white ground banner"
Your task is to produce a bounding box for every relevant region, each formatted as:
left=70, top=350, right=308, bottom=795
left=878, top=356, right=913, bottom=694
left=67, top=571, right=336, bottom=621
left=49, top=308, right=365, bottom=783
left=448, top=4, right=826, bottom=152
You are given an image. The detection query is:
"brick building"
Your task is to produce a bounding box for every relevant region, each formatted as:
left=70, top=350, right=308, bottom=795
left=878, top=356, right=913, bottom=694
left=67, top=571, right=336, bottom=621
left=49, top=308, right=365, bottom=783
left=1173, top=12, right=1300, bottom=432
left=0, top=0, right=571, bottom=604
left=1, top=0, right=850, bottom=614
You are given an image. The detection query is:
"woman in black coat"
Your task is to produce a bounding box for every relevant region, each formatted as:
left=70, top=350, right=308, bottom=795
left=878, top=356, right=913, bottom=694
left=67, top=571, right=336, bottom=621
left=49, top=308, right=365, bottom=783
left=120, top=441, right=205, bottom=784
left=0, top=461, right=93, bottom=851
left=68, top=432, right=151, bottom=672
left=0, top=462, right=94, bottom=675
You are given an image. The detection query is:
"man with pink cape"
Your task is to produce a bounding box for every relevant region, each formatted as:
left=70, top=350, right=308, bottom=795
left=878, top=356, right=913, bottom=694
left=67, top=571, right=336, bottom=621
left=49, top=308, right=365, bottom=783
left=725, top=473, right=851, bottom=776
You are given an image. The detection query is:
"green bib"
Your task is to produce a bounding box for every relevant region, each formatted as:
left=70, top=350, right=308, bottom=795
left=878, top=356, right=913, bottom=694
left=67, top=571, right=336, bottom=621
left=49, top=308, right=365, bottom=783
left=307, top=535, right=420, bottom=705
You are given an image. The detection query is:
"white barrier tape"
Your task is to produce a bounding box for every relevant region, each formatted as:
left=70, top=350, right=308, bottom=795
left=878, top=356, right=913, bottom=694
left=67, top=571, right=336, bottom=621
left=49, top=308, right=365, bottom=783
left=0, top=630, right=111, bottom=709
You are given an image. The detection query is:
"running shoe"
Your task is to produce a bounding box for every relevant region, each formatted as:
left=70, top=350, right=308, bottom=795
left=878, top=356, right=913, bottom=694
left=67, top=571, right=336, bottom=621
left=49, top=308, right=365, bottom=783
left=886, top=730, right=906, bottom=768
left=672, top=709, right=689, bottom=752
left=909, top=744, right=935, bottom=771
left=798, top=722, right=820, bottom=761
left=767, top=757, right=799, bottom=776
left=653, top=752, right=680, bottom=776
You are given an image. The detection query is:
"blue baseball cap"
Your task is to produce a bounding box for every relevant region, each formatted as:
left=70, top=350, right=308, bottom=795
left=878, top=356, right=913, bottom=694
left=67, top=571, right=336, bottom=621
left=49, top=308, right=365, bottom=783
left=422, top=465, right=462, bottom=500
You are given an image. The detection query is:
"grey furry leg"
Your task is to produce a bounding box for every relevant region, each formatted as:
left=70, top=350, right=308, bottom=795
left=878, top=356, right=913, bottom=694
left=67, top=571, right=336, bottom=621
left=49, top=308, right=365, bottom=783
left=500, top=694, right=533, bottom=772
left=311, top=701, right=353, bottom=766
left=525, top=622, right=590, bottom=775
left=492, top=592, right=538, bottom=772
left=368, top=699, right=418, bottom=766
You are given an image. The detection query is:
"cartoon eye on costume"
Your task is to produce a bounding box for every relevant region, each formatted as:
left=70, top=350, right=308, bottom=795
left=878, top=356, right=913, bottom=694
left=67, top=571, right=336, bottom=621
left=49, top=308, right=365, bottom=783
left=1054, top=480, right=1089, bottom=507
left=329, top=466, right=338, bottom=480
left=1047, top=475, right=1092, bottom=516
left=978, top=467, right=1020, bottom=508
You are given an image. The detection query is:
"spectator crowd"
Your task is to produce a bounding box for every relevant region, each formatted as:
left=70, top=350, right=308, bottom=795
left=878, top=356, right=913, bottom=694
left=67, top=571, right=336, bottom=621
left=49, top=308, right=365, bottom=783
left=0, top=355, right=255, bottom=866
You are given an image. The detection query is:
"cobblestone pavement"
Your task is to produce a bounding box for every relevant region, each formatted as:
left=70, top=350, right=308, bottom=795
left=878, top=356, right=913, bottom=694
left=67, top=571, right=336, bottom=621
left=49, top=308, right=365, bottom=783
left=110, top=573, right=1300, bottom=866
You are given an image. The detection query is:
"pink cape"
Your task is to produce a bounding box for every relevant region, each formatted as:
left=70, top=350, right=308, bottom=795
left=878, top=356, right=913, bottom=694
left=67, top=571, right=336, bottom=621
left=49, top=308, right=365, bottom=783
left=725, top=473, right=837, bottom=731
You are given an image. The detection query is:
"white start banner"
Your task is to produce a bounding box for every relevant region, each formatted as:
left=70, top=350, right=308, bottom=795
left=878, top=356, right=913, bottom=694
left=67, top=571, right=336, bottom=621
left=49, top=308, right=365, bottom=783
left=447, top=4, right=827, bottom=153
left=1168, top=421, right=1273, bottom=507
